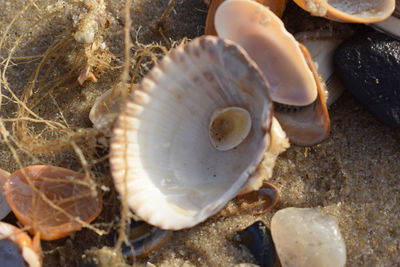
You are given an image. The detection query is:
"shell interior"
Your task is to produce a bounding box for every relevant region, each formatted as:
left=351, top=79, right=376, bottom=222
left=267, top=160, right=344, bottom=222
left=110, top=36, right=272, bottom=230
left=215, top=0, right=318, bottom=106
left=209, top=106, right=252, bottom=151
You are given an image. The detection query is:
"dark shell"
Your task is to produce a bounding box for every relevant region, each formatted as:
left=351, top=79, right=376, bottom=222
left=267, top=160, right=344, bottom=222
left=116, top=220, right=172, bottom=258
left=334, top=27, right=400, bottom=127
left=0, top=239, right=26, bottom=267
left=235, top=221, right=279, bottom=267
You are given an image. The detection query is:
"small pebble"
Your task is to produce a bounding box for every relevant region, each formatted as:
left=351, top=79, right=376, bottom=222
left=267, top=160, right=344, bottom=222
left=235, top=221, right=278, bottom=267
left=271, top=207, right=346, bottom=267
left=335, top=27, right=400, bottom=127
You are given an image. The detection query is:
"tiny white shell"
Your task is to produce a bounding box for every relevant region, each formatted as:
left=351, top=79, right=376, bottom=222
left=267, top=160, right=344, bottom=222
left=209, top=107, right=252, bottom=151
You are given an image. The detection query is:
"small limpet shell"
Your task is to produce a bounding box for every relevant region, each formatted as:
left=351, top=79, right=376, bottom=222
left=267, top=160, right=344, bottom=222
left=110, top=36, right=288, bottom=230
left=4, top=165, right=103, bottom=240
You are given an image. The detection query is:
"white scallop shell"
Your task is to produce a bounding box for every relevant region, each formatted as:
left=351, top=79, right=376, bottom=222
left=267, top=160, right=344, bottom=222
left=0, top=168, right=11, bottom=220
left=110, top=36, right=275, bottom=230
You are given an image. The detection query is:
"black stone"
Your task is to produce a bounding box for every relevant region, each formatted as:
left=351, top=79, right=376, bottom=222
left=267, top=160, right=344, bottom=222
left=334, top=27, right=400, bottom=127
left=235, top=221, right=279, bottom=267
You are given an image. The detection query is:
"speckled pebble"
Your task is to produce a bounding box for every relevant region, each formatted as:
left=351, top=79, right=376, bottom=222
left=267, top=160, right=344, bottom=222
left=271, top=208, right=346, bottom=267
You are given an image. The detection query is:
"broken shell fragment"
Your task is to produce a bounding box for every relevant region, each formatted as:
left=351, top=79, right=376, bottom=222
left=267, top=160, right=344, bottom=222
left=110, top=36, right=289, bottom=230
left=4, top=165, right=103, bottom=241
left=372, top=1, right=400, bottom=39
left=0, top=168, right=11, bottom=220
left=215, top=0, right=330, bottom=145
left=236, top=181, right=279, bottom=215
left=205, top=0, right=287, bottom=35
left=0, top=222, right=41, bottom=267
left=292, top=0, right=395, bottom=23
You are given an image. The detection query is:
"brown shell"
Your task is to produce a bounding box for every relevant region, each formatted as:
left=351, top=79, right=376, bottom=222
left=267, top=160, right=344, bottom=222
left=274, top=44, right=330, bottom=146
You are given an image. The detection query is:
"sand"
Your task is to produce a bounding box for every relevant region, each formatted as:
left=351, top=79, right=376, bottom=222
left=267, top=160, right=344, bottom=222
left=0, top=1, right=399, bottom=266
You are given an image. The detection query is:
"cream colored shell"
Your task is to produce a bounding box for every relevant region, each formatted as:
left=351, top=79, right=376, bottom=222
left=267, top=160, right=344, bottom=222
left=215, top=0, right=318, bottom=106
left=293, top=0, right=395, bottom=23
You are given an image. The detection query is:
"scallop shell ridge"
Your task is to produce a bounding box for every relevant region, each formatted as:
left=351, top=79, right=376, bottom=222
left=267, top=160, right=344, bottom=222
left=110, top=36, right=273, bottom=230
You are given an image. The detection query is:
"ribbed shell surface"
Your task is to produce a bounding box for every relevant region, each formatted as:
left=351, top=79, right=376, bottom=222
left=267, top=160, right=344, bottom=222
left=110, top=36, right=272, bottom=230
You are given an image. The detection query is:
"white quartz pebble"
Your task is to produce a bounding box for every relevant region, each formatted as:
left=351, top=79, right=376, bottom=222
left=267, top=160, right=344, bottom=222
left=271, top=207, right=346, bottom=267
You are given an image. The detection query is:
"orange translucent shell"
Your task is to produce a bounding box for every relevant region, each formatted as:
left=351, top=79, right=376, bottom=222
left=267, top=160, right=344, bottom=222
left=236, top=181, right=280, bottom=215
left=4, top=165, right=102, bottom=241
left=205, top=0, right=287, bottom=35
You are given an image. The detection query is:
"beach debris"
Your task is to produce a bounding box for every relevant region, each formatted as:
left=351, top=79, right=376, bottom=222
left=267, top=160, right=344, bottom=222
left=335, top=27, right=400, bottom=127
left=236, top=181, right=279, bottom=215
left=205, top=0, right=287, bottom=35
left=271, top=207, right=346, bottom=267
left=372, top=0, right=400, bottom=39
left=117, top=220, right=172, bottom=258
left=73, top=0, right=112, bottom=85
left=4, top=165, right=103, bottom=240
left=214, top=0, right=330, bottom=146
left=110, top=36, right=289, bottom=230
left=0, top=222, right=42, bottom=267
left=0, top=168, right=11, bottom=220
left=235, top=221, right=279, bottom=267
left=292, top=0, right=395, bottom=23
